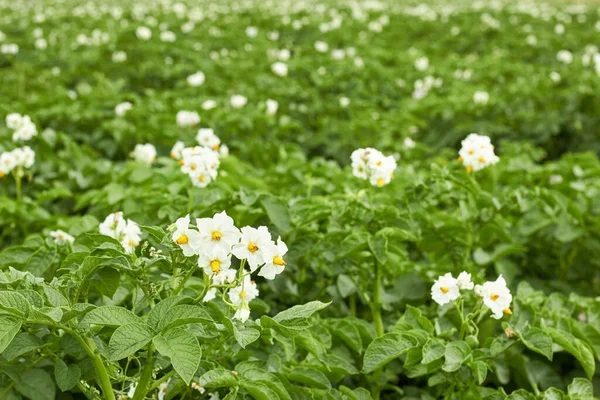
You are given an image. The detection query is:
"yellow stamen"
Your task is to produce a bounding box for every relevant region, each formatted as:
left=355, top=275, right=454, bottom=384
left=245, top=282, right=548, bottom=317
left=490, top=294, right=500, bottom=301
left=377, top=178, right=384, bottom=187
left=128, top=239, right=136, bottom=246
left=376, top=161, right=382, bottom=166
left=468, top=149, right=474, bottom=155
left=273, top=256, right=286, bottom=266
left=190, top=164, right=197, bottom=170
left=458, top=156, right=463, bottom=162
left=210, top=259, right=221, bottom=273
left=440, top=286, right=449, bottom=294
left=503, top=308, right=512, bottom=315
left=212, top=231, right=222, bottom=241
left=248, top=243, right=259, bottom=253
left=0, top=172, right=4, bottom=179
left=479, top=156, right=485, bottom=163
left=239, top=291, right=247, bottom=299
left=170, top=153, right=176, bottom=159
left=152, top=157, right=156, bottom=162
left=57, top=234, right=64, bottom=239
left=466, top=166, right=473, bottom=173
left=213, top=144, right=220, bottom=151
left=178, top=159, right=184, bottom=166
left=199, top=175, right=205, bottom=182
left=176, top=234, right=189, bottom=245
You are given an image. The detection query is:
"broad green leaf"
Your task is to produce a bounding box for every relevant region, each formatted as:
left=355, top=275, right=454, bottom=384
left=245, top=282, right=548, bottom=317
left=261, top=196, right=291, bottom=232
left=0, top=291, right=31, bottom=317
left=2, top=332, right=42, bottom=360
left=273, top=301, right=330, bottom=324
left=541, top=388, right=565, bottom=400
left=442, top=341, right=471, bottom=372
left=242, top=381, right=280, bottom=400
left=506, top=390, right=536, bottom=400
left=55, top=359, right=81, bottom=392
left=108, top=322, right=156, bottom=360
left=567, top=378, right=593, bottom=396
left=42, top=285, right=69, bottom=307
left=363, top=332, right=420, bottom=373
left=422, top=338, right=445, bottom=364
left=0, top=317, right=22, bottom=353
left=80, top=306, right=142, bottom=327
left=153, top=327, right=201, bottom=385
left=547, top=327, right=595, bottom=379
left=286, top=367, right=331, bottom=389
left=469, top=360, right=488, bottom=385
left=368, top=234, right=388, bottom=265
left=395, top=305, right=434, bottom=334
left=159, top=304, right=213, bottom=332
left=15, top=368, right=56, bottom=400
left=90, top=267, right=120, bottom=298
left=199, top=368, right=239, bottom=388
left=519, top=328, right=553, bottom=361
left=147, top=296, right=189, bottom=330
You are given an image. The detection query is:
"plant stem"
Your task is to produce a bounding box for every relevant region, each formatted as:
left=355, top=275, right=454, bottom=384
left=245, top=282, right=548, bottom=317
left=193, top=273, right=211, bottom=303
left=133, top=343, right=155, bottom=400
left=372, top=260, right=384, bottom=337
left=172, top=266, right=196, bottom=297
left=349, top=294, right=356, bottom=317
left=64, top=328, right=115, bottom=400
left=14, top=169, right=22, bottom=201
left=147, top=370, right=176, bottom=392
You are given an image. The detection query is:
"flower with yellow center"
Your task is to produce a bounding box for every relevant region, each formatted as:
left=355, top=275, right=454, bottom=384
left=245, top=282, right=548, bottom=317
left=232, top=226, right=271, bottom=272
left=258, top=237, right=288, bottom=280
left=171, top=215, right=202, bottom=256
left=431, top=273, right=460, bottom=305
left=197, top=211, right=242, bottom=253
left=481, top=275, right=512, bottom=320
left=198, top=247, right=231, bottom=277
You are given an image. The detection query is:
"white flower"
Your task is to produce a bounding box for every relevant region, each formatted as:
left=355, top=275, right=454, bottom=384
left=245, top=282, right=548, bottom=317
left=50, top=230, right=75, bottom=245
left=350, top=148, right=397, bottom=187
left=554, top=24, right=565, bottom=35
left=157, top=379, right=170, bottom=400
left=176, top=110, right=200, bottom=127
left=115, top=102, right=133, bottom=117
left=136, top=26, right=152, bottom=40
left=229, top=275, right=259, bottom=306
left=339, top=97, right=350, bottom=107
left=473, top=91, right=489, bottom=105
left=11, top=146, right=35, bottom=169
left=526, top=35, right=537, bottom=46
left=35, top=38, right=47, bottom=50
left=458, top=133, right=499, bottom=172
left=170, top=141, right=185, bottom=159
left=268, top=31, right=279, bottom=41
left=331, top=49, right=345, bottom=60
left=160, top=31, right=176, bottom=42
left=245, top=26, right=258, bottom=38
left=131, top=143, right=157, bottom=165
left=99, top=212, right=141, bottom=254
left=11, top=116, right=37, bottom=142
left=231, top=226, right=271, bottom=271
left=191, top=383, right=206, bottom=394
left=550, top=71, right=561, bottom=82
left=213, top=268, right=237, bottom=286
left=431, top=273, right=460, bottom=306
left=196, top=211, right=241, bottom=253
left=0, top=152, right=16, bottom=177
left=474, top=284, right=483, bottom=297
left=171, top=215, right=202, bottom=256
left=1, top=44, right=19, bottom=55
left=112, top=51, right=127, bottom=63
left=196, top=128, right=221, bottom=150
left=233, top=302, right=251, bottom=322
left=187, top=72, right=205, bottom=87
left=180, top=146, right=220, bottom=187
left=99, top=212, right=126, bottom=238
left=202, top=100, right=217, bottom=110
left=127, top=383, right=137, bottom=398
left=456, top=272, right=474, bottom=290
left=6, top=113, right=22, bottom=129
left=121, top=219, right=142, bottom=254
left=258, top=237, right=288, bottom=280
left=230, top=95, right=247, bottom=109
left=198, top=247, right=232, bottom=276
left=549, top=175, right=563, bottom=184
left=414, top=57, right=429, bottom=71
left=203, top=288, right=217, bottom=303
left=314, top=41, right=329, bottom=53
left=556, top=50, right=573, bottom=64
left=481, top=275, right=512, bottom=319
left=266, top=99, right=278, bottom=116
left=403, top=137, right=416, bottom=149
left=271, top=62, right=288, bottom=77
left=219, top=144, right=229, bottom=158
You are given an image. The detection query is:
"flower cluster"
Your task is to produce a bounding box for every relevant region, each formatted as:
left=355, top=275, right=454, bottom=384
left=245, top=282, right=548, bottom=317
left=0, top=146, right=35, bottom=178
left=170, top=211, right=288, bottom=322
left=50, top=230, right=75, bottom=245
left=350, top=147, right=397, bottom=187
left=432, top=272, right=512, bottom=319
left=99, top=212, right=142, bottom=254
left=170, top=128, right=228, bottom=188
left=6, top=113, right=37, bottom=142
left=131, top=143, right=157, bottom=165
left=458, top=133, right=499, bottom=172
left=176, top=110, right=200, bottom=127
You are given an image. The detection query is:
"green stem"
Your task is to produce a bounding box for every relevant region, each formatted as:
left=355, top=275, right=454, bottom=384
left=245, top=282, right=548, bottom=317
left=172, top=266, right=196, bottom=297
left=147, top=370, right=176, bottom=392
left=0, top=382, right=15, bottom=398
left=372, top=261, right=384, bottom=337
left=15, top=170, right=22, bottom=201
left=193, top=273, right=211, bottom=303
left=133, top=343, right=155, bottom=400
left=349, top=294, right=356, bottom=317
left=64, top=328, right=115, bottom=400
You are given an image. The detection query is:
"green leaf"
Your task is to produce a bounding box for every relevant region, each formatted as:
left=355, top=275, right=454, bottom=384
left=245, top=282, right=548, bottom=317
left=2, top=332, right=42, bottom=360
left=199, top=368, right=239, bottom=388
left=567, top=378, right=593, bottom=396
left=90, top=267, right=120, bottom=298
left=158, top=304, right=213, bottom=332
left=547, top=327, right=595, bottom=379
left=506, top=390, right=536, bottom=400
left=286, top=367, right=331, bottom=389
left=153, top=327, right=201, bottom=385
left=147, top=296, right=188, bottom=330
left=541, top=388, right=565, bottom=400
left=0, top=291, right=31, bottom=317
left=242, top=381, right=280, bottom=400
left=469, top=361, right=488, bottom=385
left=368, top=234, right=388, bottom=265
left=15, top=368, right=56, bottom=400
left=442, top=341, right=471, bottom=372
left=55, top=359, right=81, bottom=392
left=108, top=322, right=156, bottom=360
left=80, top=306, right=142, bottom=327
left=519, top=328, right=553, bottom=361
left=223, top=318, right=261, bottom=348
left=42, top=285, right=69, bottom=307
left=0, top=317, right=22, bottom=353
left=422, top=338, right=445, bottom=364
left=261, top=196, right=291, bottom=232
left=273, top=301, right=330, bottom=324
left=395, top=305, right=434, bottom=334
left=363, top=332, right=420, bottom=373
